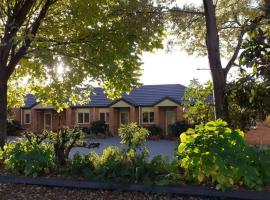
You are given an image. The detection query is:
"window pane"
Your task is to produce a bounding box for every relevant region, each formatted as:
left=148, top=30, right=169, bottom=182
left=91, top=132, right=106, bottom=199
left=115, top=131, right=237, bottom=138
left=100, top=113, right=105, bottom=122
left=142, top=112, right=149, bottom=123
left=78, top=113, right=84, bottom=124
left=106, top=112, right=109, bottom=123
left=84, top=113, right=89, bottom=123
left=149, top=112, right=154, bottom=123
left=120, top=112, right=129, bottom=125
left=25, top=114, right=30, bottom=124
left=45, top=114, right=51, bottom=126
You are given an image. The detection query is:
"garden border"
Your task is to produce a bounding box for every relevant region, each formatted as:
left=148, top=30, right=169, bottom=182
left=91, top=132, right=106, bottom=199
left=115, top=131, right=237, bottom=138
left=0, top=175, right=269, bottom=200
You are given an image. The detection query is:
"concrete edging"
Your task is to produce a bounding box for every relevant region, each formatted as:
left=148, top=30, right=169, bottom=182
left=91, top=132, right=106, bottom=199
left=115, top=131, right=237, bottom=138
left=0, top=175, right=269, bottom=200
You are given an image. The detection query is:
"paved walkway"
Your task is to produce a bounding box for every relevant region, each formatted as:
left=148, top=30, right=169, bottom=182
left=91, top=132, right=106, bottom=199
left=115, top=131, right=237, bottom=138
left=70, top=137, right=176, bottom=160
left=7, top=136, right=177, bottom=161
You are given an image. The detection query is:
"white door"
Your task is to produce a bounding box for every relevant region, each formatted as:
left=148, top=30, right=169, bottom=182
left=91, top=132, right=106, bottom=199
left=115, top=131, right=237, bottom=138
left=120, top=111, right=129, bottom=125
left=165, top=110, right=176, bottom=135
left=44, top=112, right=52, bottom=130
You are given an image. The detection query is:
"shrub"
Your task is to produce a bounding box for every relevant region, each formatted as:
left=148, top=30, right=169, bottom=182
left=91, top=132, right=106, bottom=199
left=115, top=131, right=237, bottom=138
left=93, top=146, right=131, bottom=181
left=146, top=124, right=163, bottom=136
left=168, top=120, right=194, bottom=137
left=81, top=127, right=91, bottom=134
left=67, top=153, right=96, bottom=177
left=91, top=120, right=109, bottom=135
left=47, top=127, right=84, bottom=166
left=6, top=120, right=24, bottom=136
left=119, top=123, right=149, bottom=151
left=178, top=120, right=268, bottom=190
left=0, top=138, right=54, bottom=177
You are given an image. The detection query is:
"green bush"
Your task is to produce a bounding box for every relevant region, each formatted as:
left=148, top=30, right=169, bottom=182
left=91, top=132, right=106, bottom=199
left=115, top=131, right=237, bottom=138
left=146, top=124, right=163, bottom=136
left=91, top=120, right=109, bottom=135
left=0, top=138, right=54, bottom=177
left=93, top=146, right=131, bottom=181
left=66, top=123, right=181, bottom=185
left=168, top=120, right=194, bottom=137
left=119, top=123, right=149, bottom=151
left=46, top=127, right=84, bottom=166
left=178, top=120, right=269, bottom=190
left=67, top=153, right=96, bottom=177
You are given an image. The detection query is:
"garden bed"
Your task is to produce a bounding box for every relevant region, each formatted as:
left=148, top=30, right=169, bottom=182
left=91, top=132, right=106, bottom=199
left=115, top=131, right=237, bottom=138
left=0, top=182, right=209, bottom=200
left=0, top=175, right=269, bottom=200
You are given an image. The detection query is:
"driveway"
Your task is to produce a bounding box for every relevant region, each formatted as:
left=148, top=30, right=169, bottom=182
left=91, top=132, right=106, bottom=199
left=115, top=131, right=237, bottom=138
left=7, top=136, right=177, bottom=161
left=70, top=137, right=177, bottom=160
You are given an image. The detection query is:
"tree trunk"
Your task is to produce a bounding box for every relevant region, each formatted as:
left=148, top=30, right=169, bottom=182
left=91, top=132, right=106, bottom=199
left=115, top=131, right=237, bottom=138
left=203, top=0, right=229, bottom=121
left=0, top=79, right=8, bottom=149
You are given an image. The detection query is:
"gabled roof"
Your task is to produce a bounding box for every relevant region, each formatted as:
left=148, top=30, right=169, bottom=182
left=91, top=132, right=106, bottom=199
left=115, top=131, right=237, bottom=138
left=23, top=84, right=186, bottom=108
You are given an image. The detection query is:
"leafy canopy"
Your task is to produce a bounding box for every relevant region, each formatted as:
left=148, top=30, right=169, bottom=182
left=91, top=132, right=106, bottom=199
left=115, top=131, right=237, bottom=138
left=170, top=0, right=262, bottom=58
left=182, top=79, right=214, bottom=124
left=2, top=0, right=165, bottom=110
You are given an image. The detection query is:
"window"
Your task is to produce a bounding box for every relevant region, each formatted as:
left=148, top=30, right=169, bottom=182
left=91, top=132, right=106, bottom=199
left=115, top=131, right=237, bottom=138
left=100, top=112, right=109, bottom=124
left=142, top=112, right=154, bottom=123
left=24, top=110, right=31, bottom=124
left=77, top=112, right=89, bottom=124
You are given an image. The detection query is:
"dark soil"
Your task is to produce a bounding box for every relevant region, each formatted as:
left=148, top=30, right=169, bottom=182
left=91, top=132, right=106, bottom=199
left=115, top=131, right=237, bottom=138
left=0, top=183, right=211, bottom=200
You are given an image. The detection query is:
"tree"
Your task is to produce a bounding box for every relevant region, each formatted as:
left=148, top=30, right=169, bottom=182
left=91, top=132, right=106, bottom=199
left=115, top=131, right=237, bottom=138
left=182, top=79, right=214, bottom=124
left=0, top=0, right=165, bottom=148
left=169, top=0, right=262, bottom=120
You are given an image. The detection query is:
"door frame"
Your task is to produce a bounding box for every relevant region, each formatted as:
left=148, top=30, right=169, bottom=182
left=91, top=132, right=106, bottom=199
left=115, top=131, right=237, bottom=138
left=44, top=111, right=52, bottom=130
left=165, top=109, right=176, bottom=135
left=119, top=111, right=129, bottom=125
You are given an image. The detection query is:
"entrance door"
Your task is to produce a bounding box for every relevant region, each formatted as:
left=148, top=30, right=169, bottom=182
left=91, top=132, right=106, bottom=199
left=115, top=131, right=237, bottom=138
left=44, top=112, right=52, bottom=130
left=165, top=110, right=176, bottom=135
left=120, top=111, right=129, bottom=125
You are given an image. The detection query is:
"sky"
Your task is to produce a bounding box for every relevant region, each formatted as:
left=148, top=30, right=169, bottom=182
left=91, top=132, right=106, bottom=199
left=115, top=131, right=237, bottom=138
left=140, top=0, right=211, bottom=87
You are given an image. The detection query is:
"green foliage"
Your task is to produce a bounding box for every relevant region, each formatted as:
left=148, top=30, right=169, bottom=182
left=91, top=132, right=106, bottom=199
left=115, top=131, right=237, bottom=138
left=2, top=0, right=165, bottom=110
left=46, top=127, right=84, bottom=166
left=182, top=79, right=214, bottom=124
left=0, top=138, right=54, bottom=177
left=168, top=120, right=194, bottom=137
left=6, top=120, right=24, bottom=136
left=178, top=120, right=270, bottom=190
left=239, top=26, right=270, bottom=84
left=227, top=78, right=270, bottom=130
left=67, top=122, right=180, bottom=185
left=146, top=124, right=163, bottom=136
left=119, top=123, right=149, bottom=151
left=169, top=0, right=262, bottom=58
left=67, top=153, right=96, bottom=177
left=91, top=120, right=109, bottom=135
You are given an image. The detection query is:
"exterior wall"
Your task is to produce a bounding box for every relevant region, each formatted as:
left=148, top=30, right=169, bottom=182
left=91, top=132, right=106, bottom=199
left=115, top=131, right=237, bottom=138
left=18, top=104, right=185, bottom=135
left=11, top=108, right=21, bottom=123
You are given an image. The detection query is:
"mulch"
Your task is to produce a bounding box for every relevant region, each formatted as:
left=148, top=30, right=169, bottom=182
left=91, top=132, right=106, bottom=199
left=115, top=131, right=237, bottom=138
left=0, top=183, right=209, bottom=200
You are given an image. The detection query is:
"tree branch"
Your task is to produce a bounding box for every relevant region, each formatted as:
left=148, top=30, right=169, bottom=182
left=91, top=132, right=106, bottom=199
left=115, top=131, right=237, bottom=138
left=5, top=0, right=57, bottom=79
left=224, top=29, right=245, bottom=76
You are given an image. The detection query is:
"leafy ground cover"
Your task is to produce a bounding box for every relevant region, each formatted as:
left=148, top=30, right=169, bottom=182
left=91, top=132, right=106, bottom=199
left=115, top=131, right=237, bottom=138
left=1, top=121, right=270, bottom=192
left=0, top=183, right=210, bottom=200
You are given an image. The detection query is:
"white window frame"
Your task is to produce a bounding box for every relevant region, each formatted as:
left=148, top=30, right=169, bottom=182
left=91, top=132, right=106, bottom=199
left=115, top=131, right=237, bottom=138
left=44, top=112, right=52, bottom=129
left=142, top=111, right=154, bottom=124
left=24, top=110, right=31, bottom=124
left=99, top=112, right=109, bottom=124
left=77, top=109, right=90, bottom=124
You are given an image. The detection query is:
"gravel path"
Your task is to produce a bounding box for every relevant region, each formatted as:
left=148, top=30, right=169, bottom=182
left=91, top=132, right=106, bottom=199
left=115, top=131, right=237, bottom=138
left=0, top=183, right=209, bottom=200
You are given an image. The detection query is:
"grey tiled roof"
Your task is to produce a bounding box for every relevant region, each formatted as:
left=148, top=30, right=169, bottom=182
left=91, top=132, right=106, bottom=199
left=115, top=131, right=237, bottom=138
left=23, top=84, right=186, bottom=108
